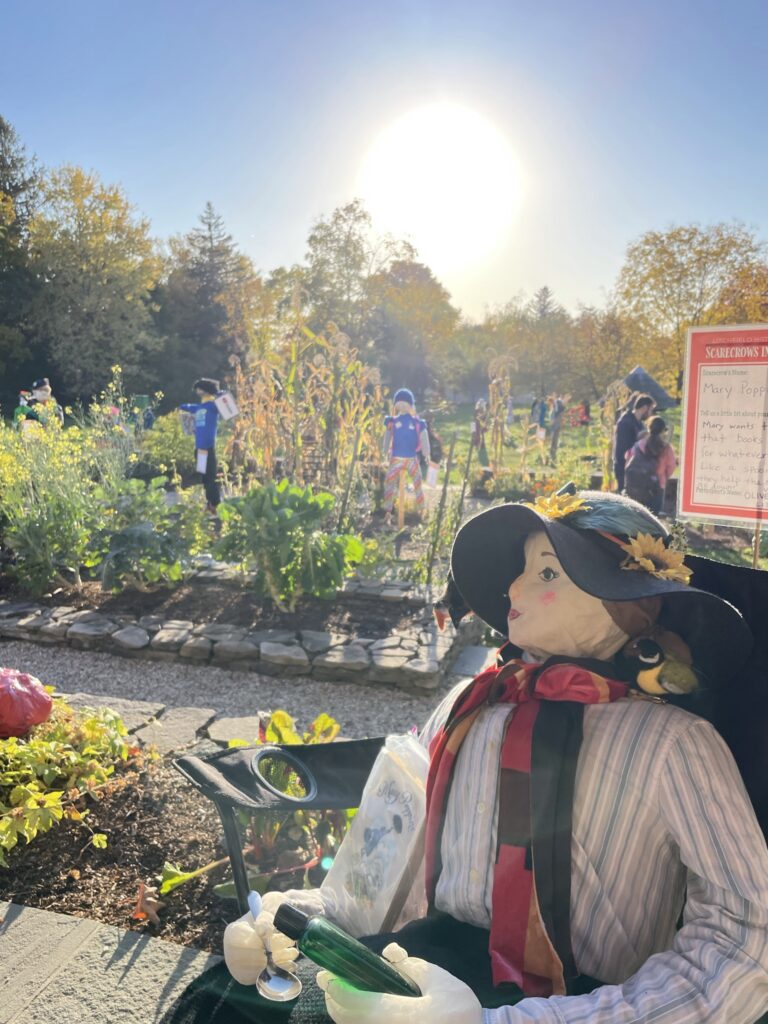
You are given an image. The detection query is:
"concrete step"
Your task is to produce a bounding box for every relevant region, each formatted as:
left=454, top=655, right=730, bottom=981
left=0, top=901, right=219, bottom=1023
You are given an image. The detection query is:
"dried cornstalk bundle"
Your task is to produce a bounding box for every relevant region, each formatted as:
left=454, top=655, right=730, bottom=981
left=224, top=322, right=385, bottom=501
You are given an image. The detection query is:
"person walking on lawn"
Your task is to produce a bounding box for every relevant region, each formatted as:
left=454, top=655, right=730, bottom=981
left=624, top=414, right=677, bottom=515
left=180, top=378, right=221, bottom=512
left=613, top=392, right=654, bottom=492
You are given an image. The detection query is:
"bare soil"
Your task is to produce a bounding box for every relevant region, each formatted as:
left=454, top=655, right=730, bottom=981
left=0, top=577, right=417, bottom=637
left=0, top=760, right=242, bottom=954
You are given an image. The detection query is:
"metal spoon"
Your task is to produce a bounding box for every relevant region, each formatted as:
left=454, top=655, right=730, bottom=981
left=247, top=890, right=302, bottom=1003
left=256, top=935, right=303, bottom=1002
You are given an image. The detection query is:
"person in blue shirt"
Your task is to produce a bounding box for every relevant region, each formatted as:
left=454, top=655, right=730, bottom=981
left=180, top=378, right=222, bottom=511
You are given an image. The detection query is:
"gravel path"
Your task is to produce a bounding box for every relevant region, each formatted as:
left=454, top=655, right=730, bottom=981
left=2, top=640, right=453, bottom=738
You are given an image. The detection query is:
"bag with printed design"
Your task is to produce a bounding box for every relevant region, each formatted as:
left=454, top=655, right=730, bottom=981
left=320, top=733, right=429, bottom=936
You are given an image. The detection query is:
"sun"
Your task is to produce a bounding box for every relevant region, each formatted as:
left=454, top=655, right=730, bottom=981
left=357, top=102, right=522, bottom=273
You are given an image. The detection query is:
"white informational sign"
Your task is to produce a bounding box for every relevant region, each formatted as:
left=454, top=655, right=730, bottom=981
left=679, top=324, right=768, bottom=523
left=214, top=390, right=239, bottom=420
left=196, top=449, right=209, bottom=474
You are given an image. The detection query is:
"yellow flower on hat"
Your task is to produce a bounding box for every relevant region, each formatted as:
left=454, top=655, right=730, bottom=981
left=524, top=492, right=591, bottom=520
left=620, top=532, right=692, bottom=585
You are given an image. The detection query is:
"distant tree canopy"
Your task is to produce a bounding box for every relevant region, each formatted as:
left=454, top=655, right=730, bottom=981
left=0, top=116, right=40, bottom=401
left=26, top=165, right=161, bottom=398
left=617, top=222, right=767, bottom=393
left=1, top=113, right=767, bottom=414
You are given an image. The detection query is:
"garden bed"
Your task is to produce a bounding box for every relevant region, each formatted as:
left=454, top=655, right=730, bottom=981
left=0, top=571, right=474, bottom=692
left=0, top=577, right=416, bottom=637
left=0, top=759, right=236, bottom=954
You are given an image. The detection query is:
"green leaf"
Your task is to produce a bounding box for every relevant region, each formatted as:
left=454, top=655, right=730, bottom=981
left=91, top=833, right=108, bottom=849
left=157, top=860, right=210, bottom=895
left=213, top=871, right=272, bottom=901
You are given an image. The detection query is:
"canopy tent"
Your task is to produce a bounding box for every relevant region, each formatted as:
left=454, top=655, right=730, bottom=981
left=621, top=365, right=675, bottom=410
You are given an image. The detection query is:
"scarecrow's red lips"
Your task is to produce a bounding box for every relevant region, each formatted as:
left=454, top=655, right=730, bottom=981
left=507, top=609, right=521, bottom=621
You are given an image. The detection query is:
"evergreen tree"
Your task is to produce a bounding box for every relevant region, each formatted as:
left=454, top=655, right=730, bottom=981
left=0, top=115, right=41, bottom=413
left=152, top=203, right=257, bottom=405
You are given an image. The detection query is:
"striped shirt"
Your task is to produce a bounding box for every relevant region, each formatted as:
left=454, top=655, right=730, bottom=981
left=421, top=682, right=768, bottom=1023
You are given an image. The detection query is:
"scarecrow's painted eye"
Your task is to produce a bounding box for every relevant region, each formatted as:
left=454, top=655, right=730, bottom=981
left=538, top=567, right=560, bottom=583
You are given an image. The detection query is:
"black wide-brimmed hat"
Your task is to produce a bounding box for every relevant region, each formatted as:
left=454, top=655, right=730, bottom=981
left=451, top=489, right=753, bottom=686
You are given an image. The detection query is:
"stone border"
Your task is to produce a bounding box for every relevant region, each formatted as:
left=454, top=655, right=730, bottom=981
left=0, top=588, right=482, bottom=693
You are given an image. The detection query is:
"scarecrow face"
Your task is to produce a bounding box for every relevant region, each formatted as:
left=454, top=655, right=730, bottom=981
left=507, top=532, right=630, bottom=661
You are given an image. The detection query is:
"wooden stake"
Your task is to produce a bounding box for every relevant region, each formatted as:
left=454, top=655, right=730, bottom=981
left=753, top=518, right=762, bottom=570
left=397, top=468, right=406, bottom=531
left=426, top=435, right=457, bottom=589
left=336, top=426, right=362, bottom=533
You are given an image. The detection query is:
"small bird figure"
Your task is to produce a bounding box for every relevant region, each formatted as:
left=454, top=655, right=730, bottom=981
left=433, top=573, right=471, bottom=631
left=618, top=629, right=699, bottom=697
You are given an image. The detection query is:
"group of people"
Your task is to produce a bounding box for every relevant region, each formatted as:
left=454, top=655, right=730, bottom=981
left=613, top=392, right=677, bottom=514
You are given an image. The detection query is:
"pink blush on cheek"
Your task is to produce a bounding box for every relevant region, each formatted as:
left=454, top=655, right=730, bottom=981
left=540, top=591, right=557, bottom=606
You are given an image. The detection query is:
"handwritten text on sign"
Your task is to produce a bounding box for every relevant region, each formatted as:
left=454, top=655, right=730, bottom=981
left=680, top=325, right=768, bottom=522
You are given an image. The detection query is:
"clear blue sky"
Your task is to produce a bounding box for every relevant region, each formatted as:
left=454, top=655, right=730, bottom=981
left=3, top=0, right=767, bottom=318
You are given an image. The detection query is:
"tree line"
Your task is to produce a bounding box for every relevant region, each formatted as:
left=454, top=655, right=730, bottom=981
left=2, top=113, right=767, bottom=413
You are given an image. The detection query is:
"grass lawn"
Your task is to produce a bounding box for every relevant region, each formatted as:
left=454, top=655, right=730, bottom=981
left=432, top=402, right=608, bottom=490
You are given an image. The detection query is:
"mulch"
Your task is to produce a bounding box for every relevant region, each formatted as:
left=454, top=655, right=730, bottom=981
left=0, top=577, right=416, bottom=637
left=0, top=760, right=237, bottom=954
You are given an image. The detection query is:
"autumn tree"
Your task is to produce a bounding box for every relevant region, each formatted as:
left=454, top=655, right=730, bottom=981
left=365, top=259, right=459, bottom=391
left=26, top=166, right=160, bottom=400
left=617, top=222, right=766, bottom=392
left=569, top=306, right=641, bottom=400
left=0, top=115, right=41, bottom=410
left=713, top=263, right=768, bottom=325
left=304, top=199, right=413, bottom=343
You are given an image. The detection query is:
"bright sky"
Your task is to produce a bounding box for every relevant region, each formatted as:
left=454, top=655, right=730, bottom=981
left=3, top=0, right=768, bottom=319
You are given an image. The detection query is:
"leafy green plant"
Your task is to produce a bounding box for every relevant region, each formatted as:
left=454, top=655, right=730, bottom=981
left=0, top=695, right=136, bottom=865
left=85, top=476, right=194, bottom=591
left=214, top=479, right=365, bottom=611
left=0, top=421, right=99, bottom=592
left=138, top=411, right=198, bottom=480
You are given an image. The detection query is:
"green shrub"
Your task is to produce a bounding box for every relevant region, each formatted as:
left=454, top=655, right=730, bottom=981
left=0, top=422, right=101, bottom=592
left=84, top=476, right=202, bottom=591
left=138, top=412, right=197, bottom=479
left=0, top=695, right=134, bottom=865
left=214, top=480, right=366, bottom=611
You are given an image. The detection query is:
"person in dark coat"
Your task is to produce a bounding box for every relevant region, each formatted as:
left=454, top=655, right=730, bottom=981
left=613, top=393, right=654, bottom=492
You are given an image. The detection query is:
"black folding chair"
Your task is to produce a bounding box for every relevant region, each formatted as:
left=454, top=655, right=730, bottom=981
left=174, top=738, right=386, bottom=916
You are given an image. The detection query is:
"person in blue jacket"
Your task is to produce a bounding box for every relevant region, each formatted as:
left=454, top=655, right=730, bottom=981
left=180, top=378, right=221, bottom=511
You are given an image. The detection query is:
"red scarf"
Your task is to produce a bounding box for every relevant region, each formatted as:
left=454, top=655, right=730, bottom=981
left=425, top=659, right=629, bottom=996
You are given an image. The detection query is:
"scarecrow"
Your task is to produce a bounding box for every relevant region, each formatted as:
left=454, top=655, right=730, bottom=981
left=180, top=378, right=222, bottom=512
left=28, top=377, right=64, bottom=426
left=229, top=488, right=768, bottom=1023
left=382, top=388, right=430, bottom=521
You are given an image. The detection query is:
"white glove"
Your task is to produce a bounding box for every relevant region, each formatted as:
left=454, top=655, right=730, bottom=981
left=317, top=942, right=482, bottom=1024
left=223, top=891, right=298, bottom=986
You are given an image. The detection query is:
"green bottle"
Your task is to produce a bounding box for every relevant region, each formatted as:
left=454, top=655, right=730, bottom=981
left=273, top=903, right=422, bottom=998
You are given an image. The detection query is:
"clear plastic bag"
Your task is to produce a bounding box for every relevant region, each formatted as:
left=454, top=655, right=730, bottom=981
left=319, top=733, right=429, bottom=937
